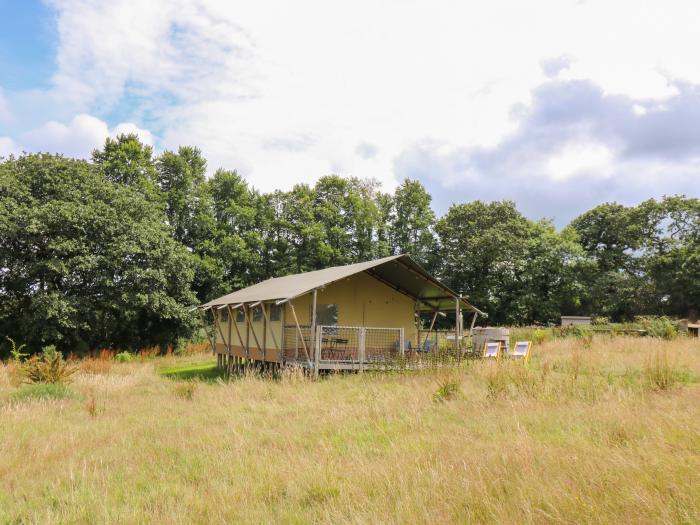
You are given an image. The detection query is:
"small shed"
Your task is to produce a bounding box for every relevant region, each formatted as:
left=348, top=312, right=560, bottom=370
left=199, top=254, right=486, bottom=374
left=688, top=323, right=700, bottom=338
left=561, top=316, right=592, bottom=327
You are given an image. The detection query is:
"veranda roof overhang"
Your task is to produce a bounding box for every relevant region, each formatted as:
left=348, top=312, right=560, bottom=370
left=201, top=254, right=485, bottom=315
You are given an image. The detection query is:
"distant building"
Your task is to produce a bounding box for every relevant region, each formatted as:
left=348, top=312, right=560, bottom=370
left=561, top=316, right=592, bottom=326
left=200, top=254, right=485, bottom=374
left=688, top=323, right=700, bottom=338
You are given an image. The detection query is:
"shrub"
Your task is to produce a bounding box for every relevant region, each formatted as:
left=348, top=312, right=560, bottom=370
left=24, top=349, right=78, bottom=384
left=114, top=351, right=134, bottom=363
left=533, top=329, right=547, bottom=345
left=5, top=336, right=28, bottom=362
left=40, top=345, right=60, bottom=360
left=10, top=383, right=74, bottom=402
left=433, top=377, right=461, bottom=402
left=174, top=338, right=191, bottom=356
left=635, top=316, right=679, bottom=339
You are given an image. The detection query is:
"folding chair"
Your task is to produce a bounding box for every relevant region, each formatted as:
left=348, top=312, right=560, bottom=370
left=510, top=341, right=532, bottom=363
left=482, top=341, right=501, bottom=360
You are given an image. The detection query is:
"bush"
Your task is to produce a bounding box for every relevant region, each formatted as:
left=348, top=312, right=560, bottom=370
left=114, top=351, right=134, bottom=363
left=635, top=316, right=679, bottom=339
left=5, top=336, right=28, bottom=362
left=24, top=348, right=78, bottom=384
left=433, top=377, right=461, bottom=402
left=10, top=383, right=74, bottom=402
left=533, top=329, right=547, bottom=345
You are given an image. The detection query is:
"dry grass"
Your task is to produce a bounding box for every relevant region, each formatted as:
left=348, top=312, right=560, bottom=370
left=1, top=337, right=699, bottom=524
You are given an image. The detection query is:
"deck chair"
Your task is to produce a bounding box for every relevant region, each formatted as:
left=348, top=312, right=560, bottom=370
left=510, top=341, right=532, bottom=363
left=482, top=341, right=501, bottom=360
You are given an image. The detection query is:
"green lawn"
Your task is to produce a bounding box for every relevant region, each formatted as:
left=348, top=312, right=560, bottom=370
left=158, top=361, right=226, bottom=382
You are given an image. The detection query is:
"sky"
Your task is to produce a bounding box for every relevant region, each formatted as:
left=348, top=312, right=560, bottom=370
left=1, top=0, right=700, bottom=225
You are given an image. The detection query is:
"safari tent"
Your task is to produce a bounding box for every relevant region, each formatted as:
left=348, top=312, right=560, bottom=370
left=199, top=254, right=484, bottom=374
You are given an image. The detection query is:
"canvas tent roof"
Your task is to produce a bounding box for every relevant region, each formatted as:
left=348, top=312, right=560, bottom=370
left=202, top=254, right=483, bottom=314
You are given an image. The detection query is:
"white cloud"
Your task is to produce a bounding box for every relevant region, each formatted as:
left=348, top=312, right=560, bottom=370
left=546, top=142, right=614, bottom=181
left=23, top=114, right=110, bottom=158
left=395, top=77, right=700, bottom=223
left=0, top=136, right=22, bottom=158
left=3, top=0, right=700, bottom=209
left=0, top=89, right=13, bottom=124
left=20, top=114, right=154, bottom=159
left=111, top=123, right=154, bottom=146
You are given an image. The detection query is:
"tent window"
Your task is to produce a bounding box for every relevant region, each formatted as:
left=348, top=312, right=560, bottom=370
left=220, top=308, right=228, bottom=322
left=314, top=304, right=338, bottom=326
left=235, top=309, right=244, bottom=322
left=253, top=305, right=263, bottom=322
left=270, top=304, right=282, bottom=322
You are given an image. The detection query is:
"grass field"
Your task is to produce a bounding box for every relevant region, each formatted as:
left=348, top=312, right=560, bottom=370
left=1, top=336, right=700, bottom=524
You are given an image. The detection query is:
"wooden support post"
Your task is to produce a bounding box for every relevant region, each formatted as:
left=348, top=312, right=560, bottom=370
left=311, top=289, right=319, bottom=378
left=289, top=302, right=312, bottom=367
left=358, top=327, right=365, bottom=373
left=228, top=305, right=246, bottom=374
left=213, top=309, right=228, bottom=367
left=262, top=304, right=267, bottom=364
left=199, top=309, right=215, bottom=355
left=260, top=303, right=281, bottom=351
left=227, top=306, right=233, bottom=357
left=468, top=311, right=478, bottom=352
left=455, top=298, right=460, bottom=351
left=244, top=305, right=250, bottom=371
left=281, top=304, right=286, bottom=364
left=415, top=301, right=421, bottom=354
left=428, top=311, right=438, bottom=332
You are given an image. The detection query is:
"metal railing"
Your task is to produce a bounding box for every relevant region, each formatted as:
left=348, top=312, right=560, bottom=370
left=283, top=325, right=469, bottom=369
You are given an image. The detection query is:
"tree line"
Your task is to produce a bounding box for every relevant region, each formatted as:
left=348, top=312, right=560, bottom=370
left=1, top=134, right=698, bottom=353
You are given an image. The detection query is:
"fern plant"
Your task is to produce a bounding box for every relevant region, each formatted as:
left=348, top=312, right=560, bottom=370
left=6, top=336, right=29, bottom=362
left=24, top=347, right=78, bottom=384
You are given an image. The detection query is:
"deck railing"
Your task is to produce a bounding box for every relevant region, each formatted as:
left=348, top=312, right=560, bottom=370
left=417, top=329, right=473, bottom=353
left=283, top=325, right=469, bottom=369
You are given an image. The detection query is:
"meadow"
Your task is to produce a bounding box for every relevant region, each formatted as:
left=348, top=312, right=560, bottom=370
left=1, top=336, right=699, bottom=524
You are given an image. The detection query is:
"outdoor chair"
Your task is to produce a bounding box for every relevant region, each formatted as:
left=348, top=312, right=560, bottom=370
left=418, top=339, right=436, bottom=353
left=482, top=341, right=501, bottom=360
left=391, top=340, right=413, bottom=352
left=510, top=341, right=532, bottom=363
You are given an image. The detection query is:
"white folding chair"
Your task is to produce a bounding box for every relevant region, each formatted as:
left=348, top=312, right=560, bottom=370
left=511, top=341, right=532, bottom=363
left=482, top=341, right=501, bottom=360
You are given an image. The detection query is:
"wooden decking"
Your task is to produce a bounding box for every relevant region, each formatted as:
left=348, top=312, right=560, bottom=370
left=215, top=325, right=471, bottom=373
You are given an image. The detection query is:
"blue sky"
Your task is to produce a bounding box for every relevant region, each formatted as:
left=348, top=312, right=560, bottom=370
left=1, top=0, right=700, bottom=225
left=0, top=1, right=56, bottom=90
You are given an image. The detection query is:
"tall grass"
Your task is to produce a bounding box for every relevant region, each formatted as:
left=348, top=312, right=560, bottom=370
left=0, top=337, right=699, bottom=524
